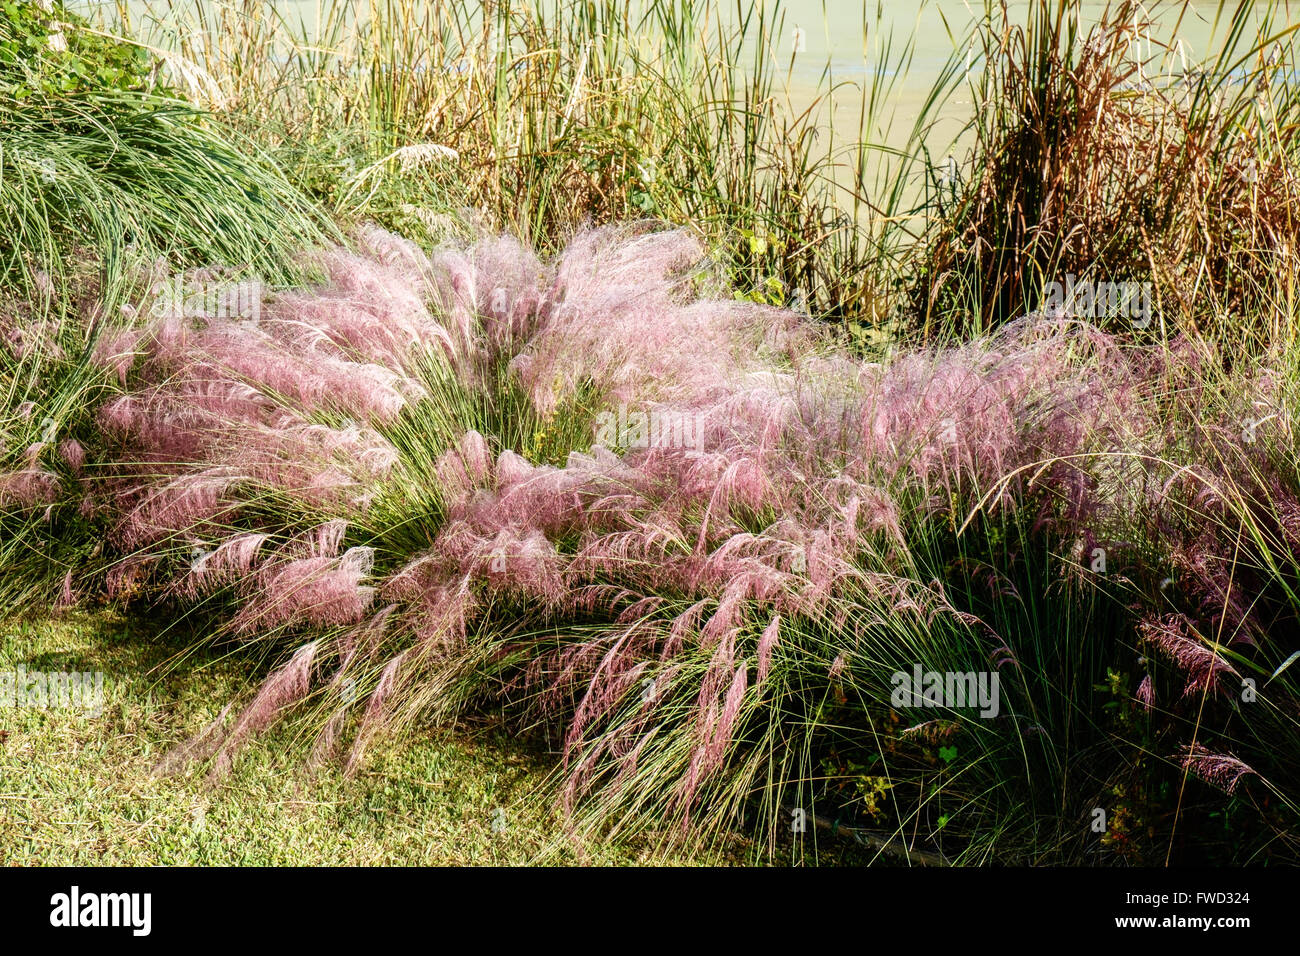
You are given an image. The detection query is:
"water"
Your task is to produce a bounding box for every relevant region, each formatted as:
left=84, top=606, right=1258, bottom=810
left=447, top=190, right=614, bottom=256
left=771, top=2, right=1278, bottom=153
left=758, top=1, right=1252, bottom=84
left=81, top=1, right=1273, bottom=79
left=80, top=2, right=1278, bottom=133
left=75, top=0, right=1286, bottom=187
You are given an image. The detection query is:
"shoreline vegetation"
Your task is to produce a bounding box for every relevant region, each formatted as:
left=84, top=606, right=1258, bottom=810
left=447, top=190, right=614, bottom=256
left=2, top=0, right=1299, bottom=866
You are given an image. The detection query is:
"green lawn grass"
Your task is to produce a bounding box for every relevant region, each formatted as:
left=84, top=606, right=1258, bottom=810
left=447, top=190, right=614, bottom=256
left=0, top=611, right=762, bottom=865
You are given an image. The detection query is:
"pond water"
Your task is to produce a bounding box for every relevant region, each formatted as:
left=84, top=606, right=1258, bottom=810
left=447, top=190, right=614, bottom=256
left=81, top=2, right=1275, bottom=85
left=76, top=1, right=1287, bottom=179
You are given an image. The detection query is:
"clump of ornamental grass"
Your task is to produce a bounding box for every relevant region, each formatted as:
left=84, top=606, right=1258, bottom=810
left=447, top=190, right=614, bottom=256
left=18, top=222, right=1296, bottom=864
left=916, top=0, right=1300, bottom=346
left=0, top=1, right=328, bottom=304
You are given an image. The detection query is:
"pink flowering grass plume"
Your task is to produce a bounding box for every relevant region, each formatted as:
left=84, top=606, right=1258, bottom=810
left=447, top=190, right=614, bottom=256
left=209, top=640, right=321, bottom=776
left=177, top=532, right=269, bottom=599
left=87, top=248, right=431, bottom=552
left=57, top=439, right=85, bottom=475
left=0, top=468, right=60, bottom=511
left=1180, top=743, right=1258, bottom=795
left=1139, top=614, right=1236, bottom=699
left=228, top=526, right=376, bottom=636
left=1136, top=673, right=1155, bottom=712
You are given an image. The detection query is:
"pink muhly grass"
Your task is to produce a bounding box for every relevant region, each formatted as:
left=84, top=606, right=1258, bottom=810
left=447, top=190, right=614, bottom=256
left=757, top=615, right=781, bottom=684
left=679, top=661, right=749, bottom=809
left=232, top=546, right=375, bottom=635
left=176, top=329, right=411, bottom=422
left=1, top=314, right=64, bottom=362
left=385, top=568, right=477, bottom=652
left=1139, top=614, right=1235, bottom=698
left=209, top=640, right=320, bottom=774
left=562, top=630, right=659, bottom=765
left=210, top=532, right=269, bottom=572
left=1136, top=673, right=1155, bottom=712
left=0, top=468, right=59, bottom=510
left=662, top=600, right=712, bottom=660
left=91, top=328, right=142, bottom=386
left=152, top=702, right=234, bottom=777
left=109, top=469, right=240, bottom=549
left=182, top=532, right=269, bottom=597
left=900, top=719, right=962, bottom=743
left=345, top=651, right=410, bottom=775
left=64, top=221, right=1297, bottom=831
left=433, top=430, right=493, bottom=508
left=57, top=439, right=85, bottom=475
left=512, top=228, right=809, bottom=415
left=481, top=529, right=565, bottom=605
left=1166, top=537, right=1259, bottom=646
left=105, top=556, right=152, bottom=599
left=828, top=653, right=848, bottom=681
left=1180, top=743, right=1258, bottom=795
left=699, top=589, right=746, bottom=649
left=56, top=570, right=75, bottom=608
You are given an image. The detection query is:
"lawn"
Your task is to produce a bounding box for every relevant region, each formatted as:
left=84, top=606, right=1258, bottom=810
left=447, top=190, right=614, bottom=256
left=0, top=611, right=754, bottom=865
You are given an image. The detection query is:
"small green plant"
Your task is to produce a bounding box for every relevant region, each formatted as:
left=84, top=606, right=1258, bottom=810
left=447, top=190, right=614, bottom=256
left=0, top=7, right=327, bottom=299
left=1, top=1, right=160, bottom=99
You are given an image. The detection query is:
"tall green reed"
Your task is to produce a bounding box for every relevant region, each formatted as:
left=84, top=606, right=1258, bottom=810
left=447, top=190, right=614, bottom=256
left=98, top=0, right=952, bottom=324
